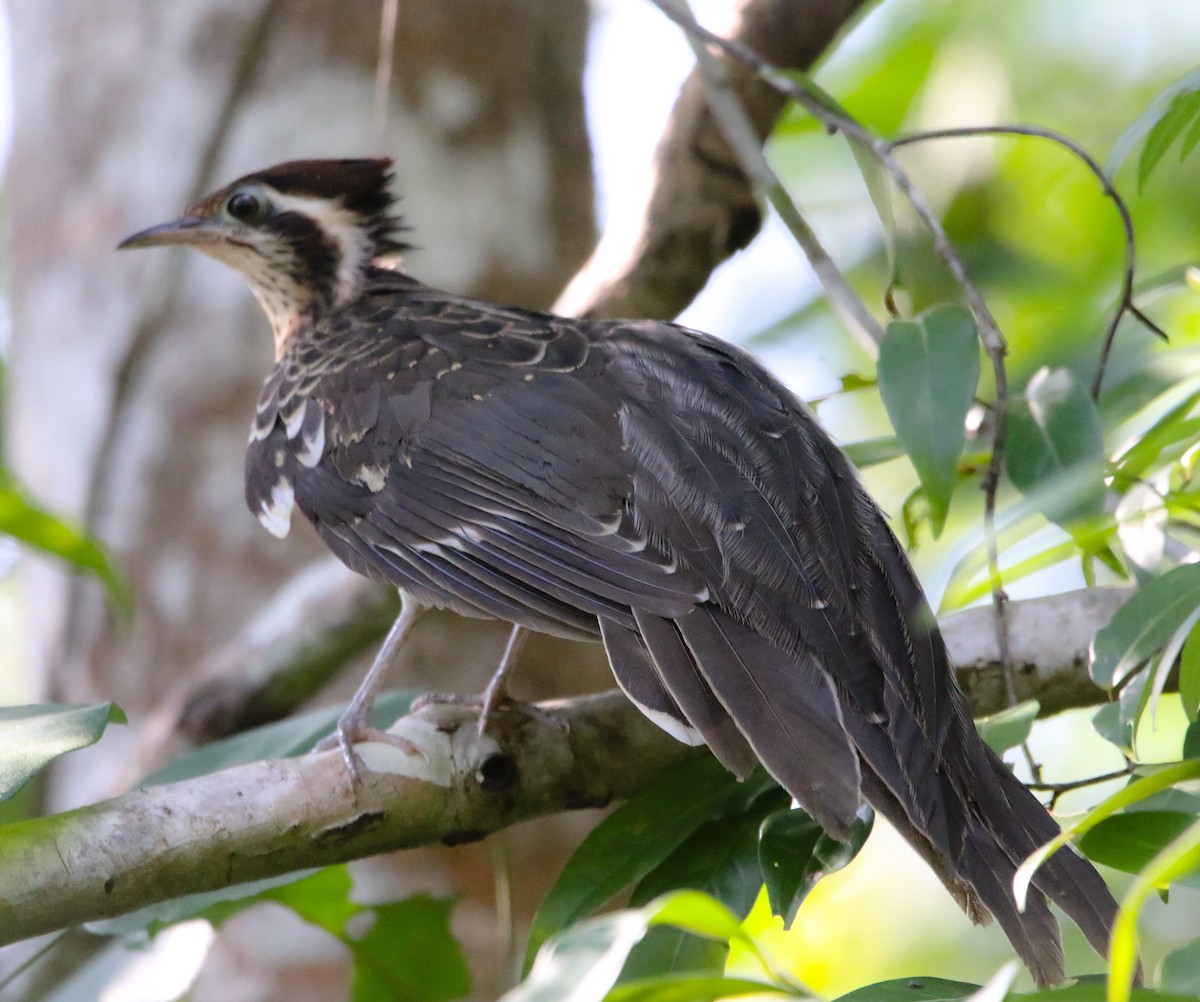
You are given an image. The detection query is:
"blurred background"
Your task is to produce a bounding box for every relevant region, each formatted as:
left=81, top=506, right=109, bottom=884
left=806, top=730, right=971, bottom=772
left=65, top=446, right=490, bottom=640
left=4, top=0, right=1200, bottom=999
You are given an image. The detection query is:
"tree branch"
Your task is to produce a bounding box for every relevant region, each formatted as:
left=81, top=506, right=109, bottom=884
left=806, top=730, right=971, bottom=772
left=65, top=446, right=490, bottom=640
left=0, top=693, right=696, bottom=948
left=554, top=0, right=869, bottom=321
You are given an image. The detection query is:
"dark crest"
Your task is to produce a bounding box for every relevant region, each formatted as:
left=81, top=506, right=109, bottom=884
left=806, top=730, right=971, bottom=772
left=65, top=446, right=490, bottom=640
left=232, top=158, right=410, bottom=258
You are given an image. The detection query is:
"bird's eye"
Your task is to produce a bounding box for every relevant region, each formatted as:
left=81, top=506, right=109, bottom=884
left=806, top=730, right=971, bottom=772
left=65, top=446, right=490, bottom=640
left=225, top=190, right=265, bottom=223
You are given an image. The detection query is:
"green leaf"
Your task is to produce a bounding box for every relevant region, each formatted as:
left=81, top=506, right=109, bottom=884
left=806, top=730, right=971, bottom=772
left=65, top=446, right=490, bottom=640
left=606, top=973, right=791, bottom=1001
left=618, top=926, right=728, bottom=986
left=141, top=689, right=419, bottom=786
left=1090, top=564, right=1200, bottom=688
left=623, top=791, right=787, bottom=980
left=1147, top=606, right=1200, bottom=722
left=88, top=869, right=324, bottom=936
left=0, top=702, right=125, bottom=802
left=506, top=911, right=655, bottom=1002
left=1112, top=385, right=1200, bottom=484
left=759, top=807, right=873, bottom=925
left=525, top=758, right=774, bottom=968
left=1186, top=721, right=1200, bottom=759
left=1180, top=621, right=1200, bottom=722
left=975, top=700, right=1040, bottom=754
left=1077, top=812, right=1200, bottom=883
left=835, top=977, right=984, bottom=1002
left=255, top=866, right=359, bottom=936
left=1159, top=940, right=1200, bottom=996
left=848, top=139, right=899, bottom=296
left=349, top=895, right=470, bottom=1002
left=1138, top=88, right=1200, bottom=190
left=0, top=481, right=131, bottom=614
left=843, top=436, right=905, bottom=469
left=1093, top=702, right=1132, bottom=755
left=877, top=304, right=980, bottom=536
left=1013, top=760, right=1200, bottom=910
left=647, top=891, right=746, bottom=943
left=1006, top=367, right=1106, bottom=528
left=1108, top=66, right=1200, bottom=175
left=1109, top=817, right=1200, bottom=1002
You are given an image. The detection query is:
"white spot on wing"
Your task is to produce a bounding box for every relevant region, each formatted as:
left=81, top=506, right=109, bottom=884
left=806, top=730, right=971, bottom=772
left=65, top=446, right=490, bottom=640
left=295, top=409, right=326, bottom=468
left=283, top=402, right=307, bottom=439
left=258, top=476, right=294, bottom=538
left=354, top=463, right=387, bottom=492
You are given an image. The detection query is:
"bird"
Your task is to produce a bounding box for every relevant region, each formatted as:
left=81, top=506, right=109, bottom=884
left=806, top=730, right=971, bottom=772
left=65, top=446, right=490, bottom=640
left=120, top=157, right=1119, bottom=986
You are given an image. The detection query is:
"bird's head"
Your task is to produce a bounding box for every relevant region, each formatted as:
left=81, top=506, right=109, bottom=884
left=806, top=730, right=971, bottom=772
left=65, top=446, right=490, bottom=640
left=119, top=158, right=409, bottom=355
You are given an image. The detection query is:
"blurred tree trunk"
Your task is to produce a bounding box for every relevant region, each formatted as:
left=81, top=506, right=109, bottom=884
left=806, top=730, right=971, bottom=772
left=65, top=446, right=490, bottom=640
left=7, top=1, right=594, bottom=997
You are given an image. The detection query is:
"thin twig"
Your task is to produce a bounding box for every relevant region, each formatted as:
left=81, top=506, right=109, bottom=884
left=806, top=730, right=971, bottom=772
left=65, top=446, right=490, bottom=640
left=650, top=0, right=1020, bottom=713
left=1029, top=765, right=1134, bottom=811
left=372, top=0, right=399, bottom=150
left=889, top=125, right=1167, bottom=398
left=657, top=0, right=885, bottom=352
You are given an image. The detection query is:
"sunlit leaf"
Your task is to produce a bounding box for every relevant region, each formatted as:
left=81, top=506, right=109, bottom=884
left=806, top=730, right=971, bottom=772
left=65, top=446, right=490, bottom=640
left=1090, top=564, right=1200, bottom=688
left=1138, top=87, right=1200, bottom=190
left=1112, top=385, right=1200, bottom=484
left=647, top=891, right=745, bottom=943
left=618, top=926, right=727, bottom=986
left=0, top=481, right=130, bottom=614
left=975, top=701, right=1040, bottom=754
left=0, top=703, right=125, bottom=803
left=1107, top=66, right=1200, bottom=175
left=1014, top=760, right=1200, bottom=910
left=1006, top=367, right=1106, bottom=528
left=944, top=533, right=1079, bottom=610
left=759, top=806, right=873, bottom=925
left=506, top=911, right=655, bottom=1002
left=1109, top=817, right=1200, bottom=1002
left=877, top=304, right=980, bottom=536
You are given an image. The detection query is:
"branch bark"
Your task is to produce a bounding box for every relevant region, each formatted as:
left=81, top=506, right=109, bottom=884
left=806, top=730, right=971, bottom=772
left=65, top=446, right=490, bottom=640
left=554, top=0, right=869, bottom=320
left=0, top=694, right=694, bottom=947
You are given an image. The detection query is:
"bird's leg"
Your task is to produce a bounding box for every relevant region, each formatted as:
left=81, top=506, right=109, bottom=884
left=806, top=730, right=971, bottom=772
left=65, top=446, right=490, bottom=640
left=412, top=624, right=567, bottom=735
left=477, top=624, right=529, bottom=734
left=316, top=590, right=423, bottom=783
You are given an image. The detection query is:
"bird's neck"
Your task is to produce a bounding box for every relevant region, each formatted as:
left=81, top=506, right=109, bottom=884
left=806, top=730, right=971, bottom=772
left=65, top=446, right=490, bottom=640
left=251, top=263, right=417, bottom=360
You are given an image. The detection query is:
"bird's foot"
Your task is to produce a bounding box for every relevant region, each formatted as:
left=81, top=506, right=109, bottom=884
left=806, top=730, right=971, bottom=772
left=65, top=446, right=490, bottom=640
left=411, top=690, right=569, bottom=737
left=313, top=707, right=423, bottom=788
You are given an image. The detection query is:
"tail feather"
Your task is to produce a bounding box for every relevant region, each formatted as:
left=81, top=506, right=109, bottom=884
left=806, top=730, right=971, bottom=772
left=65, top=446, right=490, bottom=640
left=619, top=611, right=758, bottom=780
left=979, top=745, right=1120, bottom=961
left=600, top=603, right=1121, bottom=986
left=673, top=606, right=864, bottom=839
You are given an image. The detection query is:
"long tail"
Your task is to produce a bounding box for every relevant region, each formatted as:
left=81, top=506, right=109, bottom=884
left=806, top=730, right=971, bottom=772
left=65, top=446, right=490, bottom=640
left=604, top=601, right=1120, bottom=987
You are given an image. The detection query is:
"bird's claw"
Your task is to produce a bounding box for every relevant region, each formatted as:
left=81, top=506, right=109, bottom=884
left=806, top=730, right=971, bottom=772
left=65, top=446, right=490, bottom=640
left=314, top=711, right=424, bottom=788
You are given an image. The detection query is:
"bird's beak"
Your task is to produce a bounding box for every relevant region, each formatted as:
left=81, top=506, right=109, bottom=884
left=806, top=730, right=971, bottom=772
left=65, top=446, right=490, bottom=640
left=117, top=216, right=226, bottom=251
